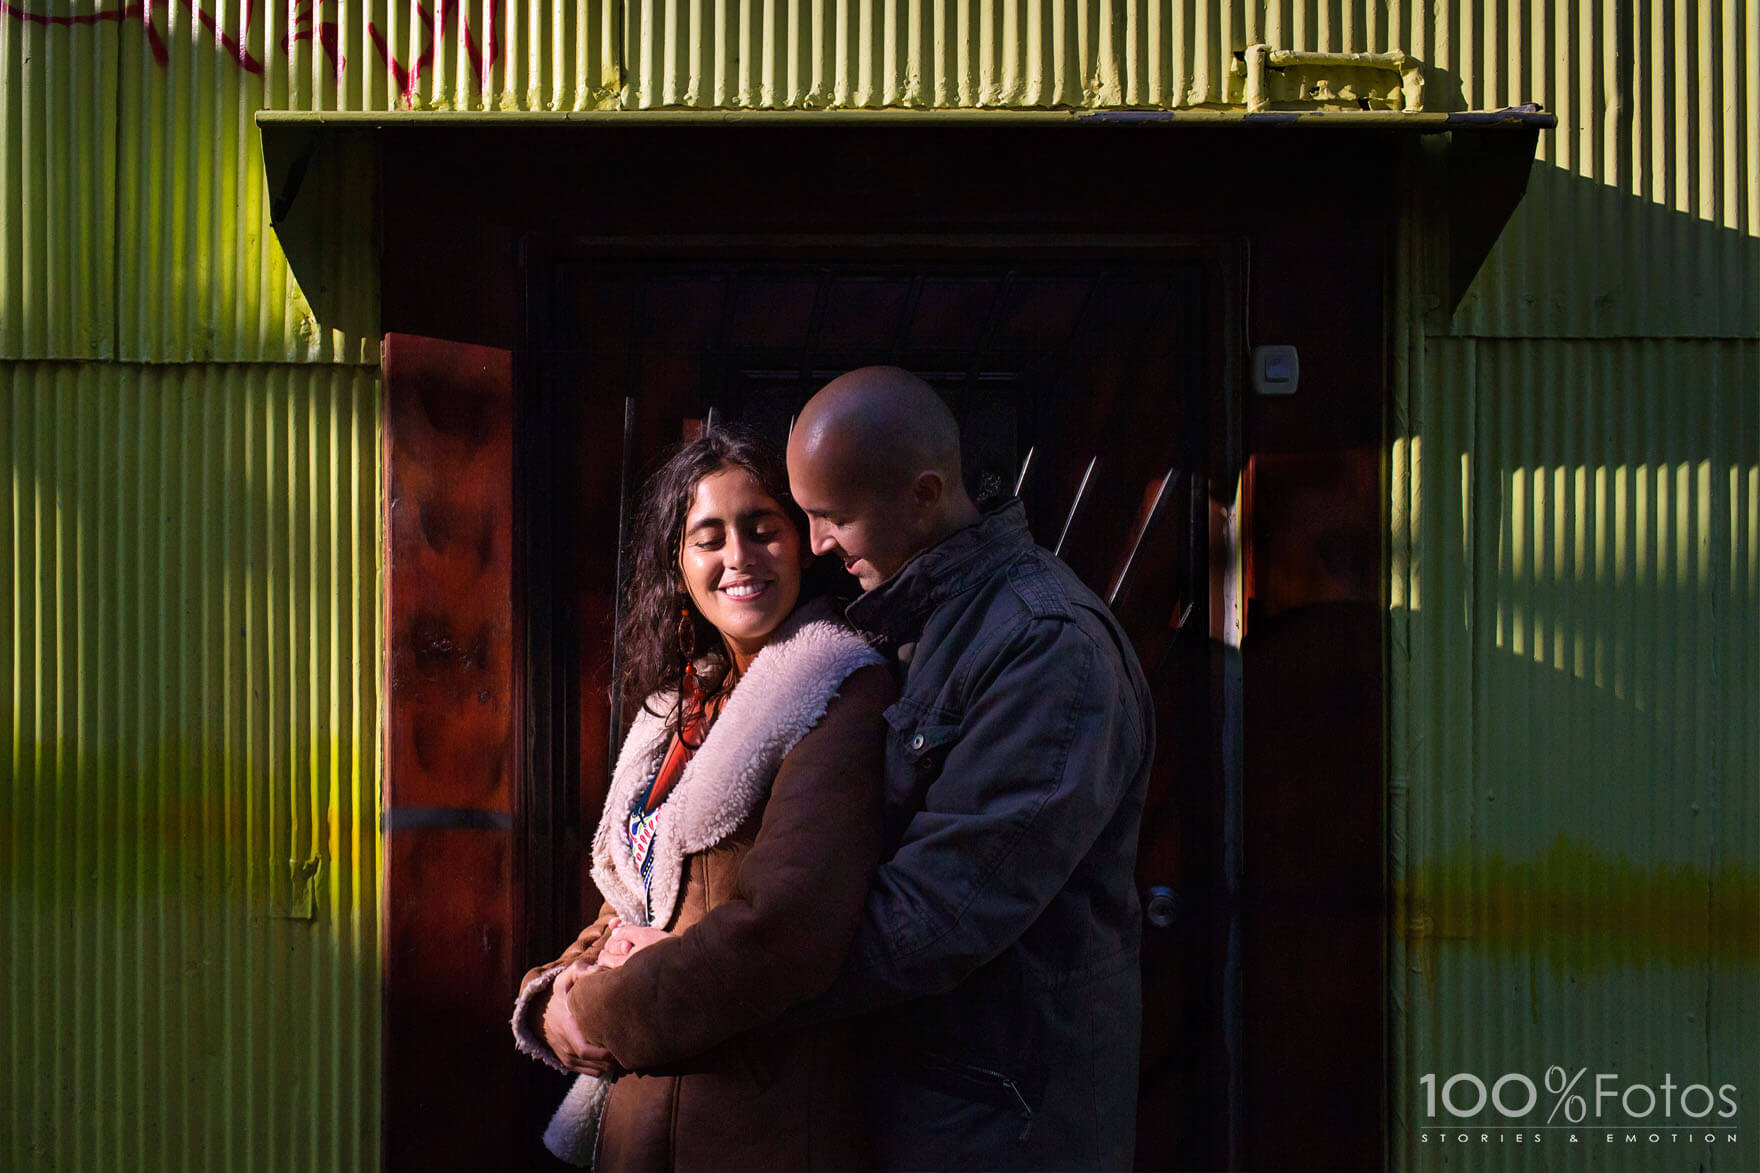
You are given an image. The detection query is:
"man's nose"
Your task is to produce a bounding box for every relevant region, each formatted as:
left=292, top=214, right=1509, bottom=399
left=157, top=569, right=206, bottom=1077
left=808, top=520, right=836, bottom=557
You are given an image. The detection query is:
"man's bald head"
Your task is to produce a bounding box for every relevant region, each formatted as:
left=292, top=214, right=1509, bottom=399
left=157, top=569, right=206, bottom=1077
left=787, top=366, right=983, bottom=590
left=791, top=366, right=964, bottom=496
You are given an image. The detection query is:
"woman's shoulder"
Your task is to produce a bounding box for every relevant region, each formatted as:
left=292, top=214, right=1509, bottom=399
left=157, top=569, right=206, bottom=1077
left=831, top=661, right=898, bottom=714
left=754, top=597, right=885, bottom=685
left=772, top=660, right=894, bottom=786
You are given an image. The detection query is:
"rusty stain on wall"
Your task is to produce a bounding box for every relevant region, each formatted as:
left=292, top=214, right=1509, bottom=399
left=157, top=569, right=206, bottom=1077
left=1401, top=836, right=1759, bottom=973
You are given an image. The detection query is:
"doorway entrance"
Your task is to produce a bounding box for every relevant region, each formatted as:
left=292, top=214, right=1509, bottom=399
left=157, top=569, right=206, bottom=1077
left=516, top=243, right=1236, bottom=1168
left=369, top=118, right=1419, bottom=1171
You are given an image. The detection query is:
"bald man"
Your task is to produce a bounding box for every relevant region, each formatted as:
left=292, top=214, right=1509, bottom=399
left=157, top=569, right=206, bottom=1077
left=787, top=367, right=1154, bottom=1171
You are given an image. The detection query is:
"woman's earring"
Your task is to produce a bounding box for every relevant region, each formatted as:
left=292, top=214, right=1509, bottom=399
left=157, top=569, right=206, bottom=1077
left=676, top=603, right=697, bottom=665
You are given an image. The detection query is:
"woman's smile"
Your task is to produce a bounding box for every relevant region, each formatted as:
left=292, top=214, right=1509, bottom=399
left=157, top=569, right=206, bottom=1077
left=678, top=467, right=813, bottom=673
left=720, top=578, right=771, bottom=601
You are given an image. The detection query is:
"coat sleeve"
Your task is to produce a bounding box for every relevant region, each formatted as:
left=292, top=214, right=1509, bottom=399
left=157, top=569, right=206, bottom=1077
left=809, top=615, right=1147, bottom=1019
left=563, top=662, right=894, bottom=1071
left=518, top=900, right=619, bottom=995
left=510, top=900, right=621, bottom=1069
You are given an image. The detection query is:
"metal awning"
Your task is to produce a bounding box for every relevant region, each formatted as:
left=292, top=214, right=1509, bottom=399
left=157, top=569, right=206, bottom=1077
left=258, top=106, right=1554, bottom=334
left=257, top=107, right=1554, bottom=130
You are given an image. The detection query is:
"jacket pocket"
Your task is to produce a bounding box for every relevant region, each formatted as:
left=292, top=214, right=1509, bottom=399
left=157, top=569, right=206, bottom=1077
left=882, top=700, right=961, bottom=777
left=903, top=1049, right=1037, bottom=1142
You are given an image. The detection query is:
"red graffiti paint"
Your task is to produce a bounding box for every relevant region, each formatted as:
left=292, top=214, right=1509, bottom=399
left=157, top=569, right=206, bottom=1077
left=0, top=0, right=171, bottom=66
left=281, top=0, right=346, bottom=77
left=2, top=0, right=502, bottom=99
left=2, top=0, right=262, bottom=72
left=367, top=0, right=500, bottom=105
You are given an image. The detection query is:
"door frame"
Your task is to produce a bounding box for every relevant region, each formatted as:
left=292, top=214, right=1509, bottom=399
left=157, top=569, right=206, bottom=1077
left=376, top=121, right=1397, bottom=1171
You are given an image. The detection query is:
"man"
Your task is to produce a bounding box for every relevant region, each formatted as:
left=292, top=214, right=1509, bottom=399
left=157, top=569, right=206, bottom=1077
left=786, top=366, right=1155, bottom=1171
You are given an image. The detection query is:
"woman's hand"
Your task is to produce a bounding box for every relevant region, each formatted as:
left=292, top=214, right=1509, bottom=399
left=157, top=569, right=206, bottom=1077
left=543, top=959, right=619, bottom=1077
left=598, top=923, right=673, bottom=969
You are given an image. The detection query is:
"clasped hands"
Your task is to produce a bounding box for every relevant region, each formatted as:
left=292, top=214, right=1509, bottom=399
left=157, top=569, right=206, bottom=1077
left=541, top=917, right=672, bottom=1077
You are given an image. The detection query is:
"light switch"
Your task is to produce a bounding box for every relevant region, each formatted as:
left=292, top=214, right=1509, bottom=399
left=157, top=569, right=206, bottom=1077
left=1252, top=345, right=1300, bottom=396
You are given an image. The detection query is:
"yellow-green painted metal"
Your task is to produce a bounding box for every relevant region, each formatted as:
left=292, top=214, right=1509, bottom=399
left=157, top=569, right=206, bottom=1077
left=2, top=360, right=383, bottom=1171
left=1383, top=7, right=1758, bottom=1167
left=1439, top=1, right=1758, bottom=339
left=1388, top=333, right=1759, bottom=1170
left=0, top=1, right=118, bottom=359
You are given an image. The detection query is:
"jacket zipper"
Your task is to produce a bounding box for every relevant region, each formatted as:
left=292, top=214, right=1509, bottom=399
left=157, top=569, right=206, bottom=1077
left=924, top=1053, right=1035, bottom=1141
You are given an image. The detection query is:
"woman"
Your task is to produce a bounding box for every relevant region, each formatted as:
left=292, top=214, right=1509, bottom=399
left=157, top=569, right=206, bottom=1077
left=511, top=426, right=893, bottom=1170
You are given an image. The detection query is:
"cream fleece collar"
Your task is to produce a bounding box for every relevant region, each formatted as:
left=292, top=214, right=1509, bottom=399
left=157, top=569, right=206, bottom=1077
left=588, top=596, right=882, bottom=930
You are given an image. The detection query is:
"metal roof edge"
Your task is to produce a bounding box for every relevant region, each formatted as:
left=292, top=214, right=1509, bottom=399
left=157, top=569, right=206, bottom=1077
left=256, top=107, right=1556, bottom=132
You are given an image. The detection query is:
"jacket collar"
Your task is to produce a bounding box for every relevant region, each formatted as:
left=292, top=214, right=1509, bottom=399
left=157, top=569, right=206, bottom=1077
left=591, top=594, right=882, bottom=928
left=845, top=497, right=1033, bottom=649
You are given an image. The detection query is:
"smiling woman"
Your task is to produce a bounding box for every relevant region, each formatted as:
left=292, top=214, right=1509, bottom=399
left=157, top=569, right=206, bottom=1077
left=611, top=426, right=828, bottom=743
left=509, top=424, right=896, bottom=1169
left=677, top=467, right=813, bottom=673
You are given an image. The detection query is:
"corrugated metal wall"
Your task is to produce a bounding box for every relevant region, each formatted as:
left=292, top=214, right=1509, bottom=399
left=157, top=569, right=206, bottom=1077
left=1386, top=5, right=1759, bottom=1171
left=5, top=1, right=1755, bottom=1169
left=5, top=0, right=391, bottom=1162
left=1443, top=1, right=1758, bottom=338
left=3, top=361, right=382, bottom=1171
left=1389, top=334, right=1758, bottom=1170
left=0, top=8, right=117, bottom=359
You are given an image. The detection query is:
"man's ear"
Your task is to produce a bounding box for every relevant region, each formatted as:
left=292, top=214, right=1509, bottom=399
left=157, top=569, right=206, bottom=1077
left=910, top=470, right=945, bottom=511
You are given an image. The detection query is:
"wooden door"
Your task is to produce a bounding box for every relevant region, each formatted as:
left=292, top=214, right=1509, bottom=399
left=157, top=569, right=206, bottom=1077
left=518, top=252, right=1234, bottom=1169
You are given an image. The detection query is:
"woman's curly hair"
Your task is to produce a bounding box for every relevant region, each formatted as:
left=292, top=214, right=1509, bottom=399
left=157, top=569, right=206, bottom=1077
left=615, top=424, right=837, bottom=732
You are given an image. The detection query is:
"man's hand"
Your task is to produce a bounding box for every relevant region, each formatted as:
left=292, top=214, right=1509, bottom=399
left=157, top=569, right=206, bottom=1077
left=598, top=924, right=672, bottom=969
left=542, top=960, right=620, bottom=1077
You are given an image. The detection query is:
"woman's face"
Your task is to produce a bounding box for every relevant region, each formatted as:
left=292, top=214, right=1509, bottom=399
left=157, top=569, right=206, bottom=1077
left=678, top=466, right=811, bottom=669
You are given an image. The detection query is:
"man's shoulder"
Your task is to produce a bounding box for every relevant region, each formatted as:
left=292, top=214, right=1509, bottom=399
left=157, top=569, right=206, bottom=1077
left=1000, top=545, right=1095, bottom=622
left=971, top=548, right=1149, bottom=701
left=951, top=545, right=1123, bottom=658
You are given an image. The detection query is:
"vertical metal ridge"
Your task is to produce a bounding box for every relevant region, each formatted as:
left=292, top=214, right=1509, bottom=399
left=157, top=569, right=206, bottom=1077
left=1448, top=0, right=1757, bottom=338
left=1392, top=333, right=1760, bottom=1168
left=2, top=360, right=382, bottom=1171
left=130, top=39, right=376, bottom=365
left=0, top=7, right=118, bottom=360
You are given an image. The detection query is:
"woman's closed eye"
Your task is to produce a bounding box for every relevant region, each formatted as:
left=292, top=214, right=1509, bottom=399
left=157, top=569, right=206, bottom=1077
left=693, top=524, right=781, bottom=550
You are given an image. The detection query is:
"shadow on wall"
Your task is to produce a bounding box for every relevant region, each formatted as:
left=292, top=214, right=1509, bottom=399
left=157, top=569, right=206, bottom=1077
left=1441, top=146, right=1759, bottom=340
left=1389, top=143, right=1759, bottom=977
left=3, top=360, right=382, bottom=1167
left=1386, top=142, right=1759, bottom=1170
left=4, top=360, right=379, bottom=906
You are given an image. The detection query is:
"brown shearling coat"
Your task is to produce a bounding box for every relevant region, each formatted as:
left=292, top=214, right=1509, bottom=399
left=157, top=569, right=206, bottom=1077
left=518, top=661, right=894, bottom=1171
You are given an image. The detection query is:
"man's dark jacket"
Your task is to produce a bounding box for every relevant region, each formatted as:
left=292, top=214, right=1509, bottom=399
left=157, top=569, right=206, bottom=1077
left=827, top=498, right=1155, bottom=1171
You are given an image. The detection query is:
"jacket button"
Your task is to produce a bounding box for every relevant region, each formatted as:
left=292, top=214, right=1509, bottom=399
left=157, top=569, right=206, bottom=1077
left=910, top=733, right=926, bottom=751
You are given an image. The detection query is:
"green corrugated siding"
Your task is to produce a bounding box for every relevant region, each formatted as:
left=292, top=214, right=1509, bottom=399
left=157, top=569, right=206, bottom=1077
left=2, top=361, right=382, bottom=1171
left=1443, top=0, right=1758, bottom=339
left=1386, top=5, right=1759, bottom=1169
left=0, top=3, right=117, bottom=359
left=1389, top=335, right=1759, bottom=1170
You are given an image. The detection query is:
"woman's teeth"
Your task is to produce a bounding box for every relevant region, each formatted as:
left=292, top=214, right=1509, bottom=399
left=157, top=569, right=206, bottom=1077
left=723, top=582, right=767, bottom=600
